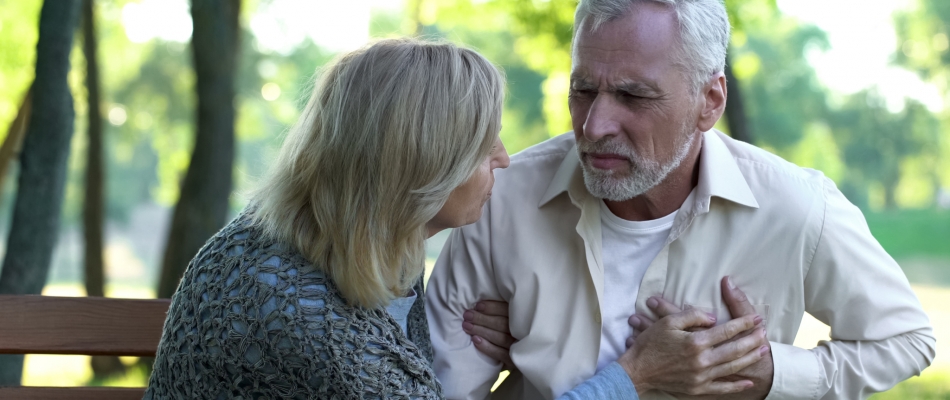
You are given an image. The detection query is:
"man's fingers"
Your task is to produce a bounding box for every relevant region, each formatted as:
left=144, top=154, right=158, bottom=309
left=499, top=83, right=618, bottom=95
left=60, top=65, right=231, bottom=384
left=628, top=314, right=654, bottom=333
left=463, top=320, right=517, bottom=349
left=664, top=307, right=717, bottom=331
left=647, top=296, right=684, bottom=318
left=472, top=335, right=514, bottom=368
left=697, top=314, right=760, bottom=347
left=475, top=300, right=509, bottom=317
left=708, top=343, right=769, bottom=380
left=464, top=309, right=510, bottom=334
left=700, top=379, right=755, bottom=395
left=721, top=276, right=756, bottom=319
left=708, top=327, right=767, bottom=366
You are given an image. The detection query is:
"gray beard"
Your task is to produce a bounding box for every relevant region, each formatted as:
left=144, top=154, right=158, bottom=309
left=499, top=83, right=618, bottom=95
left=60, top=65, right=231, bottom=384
left=577, top=130, right=695, bottom=202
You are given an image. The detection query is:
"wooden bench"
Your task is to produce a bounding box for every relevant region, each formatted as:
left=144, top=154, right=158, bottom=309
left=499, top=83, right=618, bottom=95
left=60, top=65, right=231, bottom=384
left=0, top=295, right=171, bottom=400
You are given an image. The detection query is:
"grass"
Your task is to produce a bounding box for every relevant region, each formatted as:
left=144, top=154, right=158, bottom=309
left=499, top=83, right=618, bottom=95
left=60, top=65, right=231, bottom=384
left=871, top=368, right=950, bottom=399
left=865, top=209, right=950, bottom=260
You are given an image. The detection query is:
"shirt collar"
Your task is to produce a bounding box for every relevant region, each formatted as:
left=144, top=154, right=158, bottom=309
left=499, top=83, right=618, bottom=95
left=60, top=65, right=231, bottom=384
left=538, top=130, right=759, bottom=210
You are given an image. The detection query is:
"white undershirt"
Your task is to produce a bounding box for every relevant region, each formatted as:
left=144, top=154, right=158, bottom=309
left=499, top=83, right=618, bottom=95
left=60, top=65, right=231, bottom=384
left=596, top=201, right=678, bottom=372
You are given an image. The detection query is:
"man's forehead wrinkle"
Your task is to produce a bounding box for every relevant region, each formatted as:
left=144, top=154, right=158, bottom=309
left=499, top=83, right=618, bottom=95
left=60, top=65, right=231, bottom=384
left=570, top=66, right=662, bottom=94
left=613, top=79, right=661, bottom=95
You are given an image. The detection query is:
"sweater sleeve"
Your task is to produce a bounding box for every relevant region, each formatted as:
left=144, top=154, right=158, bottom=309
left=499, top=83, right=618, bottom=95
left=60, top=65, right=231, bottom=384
left=556, top=362, right=640, bottom=400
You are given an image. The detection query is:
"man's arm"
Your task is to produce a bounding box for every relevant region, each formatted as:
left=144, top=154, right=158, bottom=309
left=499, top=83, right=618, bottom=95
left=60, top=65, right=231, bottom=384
left=768, top=177, right=936, bottom=399
left=426, top=218, right=506, bottom=400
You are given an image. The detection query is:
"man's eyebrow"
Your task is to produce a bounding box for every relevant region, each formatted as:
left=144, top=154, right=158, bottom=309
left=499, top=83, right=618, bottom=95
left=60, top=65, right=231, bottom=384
left=569, top=73, right=663, bottom=96
left=612, top=80, right=662, bottom=96
left=569, top=72, right=596, bottom=90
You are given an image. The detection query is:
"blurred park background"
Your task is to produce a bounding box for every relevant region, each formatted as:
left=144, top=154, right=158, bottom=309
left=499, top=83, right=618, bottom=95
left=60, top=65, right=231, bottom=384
left=0, top=0, right=948, bottom=396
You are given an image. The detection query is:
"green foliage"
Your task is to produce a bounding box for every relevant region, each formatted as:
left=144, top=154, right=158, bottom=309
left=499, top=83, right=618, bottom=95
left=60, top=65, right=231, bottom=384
left=894, top=0, right=950, bottom=191
left=0, top=0, right=42, bottom=140
left=894, top=0, right=950, bottom=85
left=431, top=0, right=575, bottom=136
left=731, top=19, right=830, bottom=150
left=829, top=93, right=941, bottom=209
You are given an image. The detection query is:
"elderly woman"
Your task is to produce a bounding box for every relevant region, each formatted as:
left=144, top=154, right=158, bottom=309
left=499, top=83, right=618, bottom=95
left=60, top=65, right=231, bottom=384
left=144, top=39, right=640, bottom=399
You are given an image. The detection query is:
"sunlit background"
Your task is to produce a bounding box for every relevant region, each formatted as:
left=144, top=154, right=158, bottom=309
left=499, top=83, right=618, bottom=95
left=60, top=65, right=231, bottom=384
left=0, top=0, right=948, bottom=396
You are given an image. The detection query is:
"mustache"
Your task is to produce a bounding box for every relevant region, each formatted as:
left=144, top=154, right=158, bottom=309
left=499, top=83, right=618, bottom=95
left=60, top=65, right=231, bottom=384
left=577, top=138, right=640, bottom=162
left=577, top=140, right=639, bottom=158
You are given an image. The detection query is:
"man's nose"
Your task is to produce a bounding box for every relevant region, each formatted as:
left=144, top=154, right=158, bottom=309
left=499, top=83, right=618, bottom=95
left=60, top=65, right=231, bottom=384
left=582, top=95, right=623, bottom=142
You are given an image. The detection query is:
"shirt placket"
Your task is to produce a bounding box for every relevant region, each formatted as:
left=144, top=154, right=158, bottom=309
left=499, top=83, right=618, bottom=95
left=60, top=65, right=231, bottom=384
left=634, top=194, right=705, bottom=322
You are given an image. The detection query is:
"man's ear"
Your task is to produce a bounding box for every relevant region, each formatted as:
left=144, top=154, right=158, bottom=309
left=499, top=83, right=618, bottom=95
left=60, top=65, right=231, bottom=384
left=696, top=72, right=727, bottom=132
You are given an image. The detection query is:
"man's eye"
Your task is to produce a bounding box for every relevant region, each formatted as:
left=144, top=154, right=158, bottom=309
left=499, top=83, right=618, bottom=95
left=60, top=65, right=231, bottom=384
left=570, top=89, right=596, bottom=98
left=619, top=92, right=646, bottom=101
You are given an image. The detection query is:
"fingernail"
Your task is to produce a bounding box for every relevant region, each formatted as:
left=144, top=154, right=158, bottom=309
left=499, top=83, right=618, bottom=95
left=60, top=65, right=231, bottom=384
left=475, top=302, right=486, bottom=311
left=463, top=310, right=474, bottom=321
left=759, top=345, right=770, bottom=356
left=709, top=314, right=717, bottom=323
left=473, top=335, right=483, bottom=344
left=629, top=316, right=640, bottom=328
left=727, top=276, right=736, bottom=289
left=647, top=297, right=658, bottom=308
left=463, top=321, right=474, bottom=332
left=754, top=315, right=763, bottom=325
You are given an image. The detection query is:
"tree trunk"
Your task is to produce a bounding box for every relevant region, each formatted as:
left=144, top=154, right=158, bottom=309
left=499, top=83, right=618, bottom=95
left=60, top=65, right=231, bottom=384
left=724, top=52, right=754, bottom=144
left=884, top=178, right=899, bottom=211
left=156, top=0, right=240, bottom=300
left=81, top=0, right=126, bottom=378
left=0, top=87, right=33, bottom=191
left=0, top=0, right=81, bottom=385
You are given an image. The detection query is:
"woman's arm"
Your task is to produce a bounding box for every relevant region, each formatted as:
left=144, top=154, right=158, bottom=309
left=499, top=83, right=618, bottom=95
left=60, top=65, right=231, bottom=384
left=556, top=362, right=639, bottom=400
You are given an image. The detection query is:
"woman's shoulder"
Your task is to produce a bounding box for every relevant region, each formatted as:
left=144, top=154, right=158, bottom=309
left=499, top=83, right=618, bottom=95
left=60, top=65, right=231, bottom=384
left=149, top=209, right=442, bottom=398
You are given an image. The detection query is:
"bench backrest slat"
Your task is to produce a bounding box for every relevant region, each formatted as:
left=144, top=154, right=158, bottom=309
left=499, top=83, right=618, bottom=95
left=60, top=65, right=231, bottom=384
left=0, top=387, right=145, bottom=400
left=0, top=295, right=170, bottom=357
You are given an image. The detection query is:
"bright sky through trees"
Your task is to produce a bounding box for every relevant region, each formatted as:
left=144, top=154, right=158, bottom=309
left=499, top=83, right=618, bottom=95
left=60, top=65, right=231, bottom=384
left=119, top=0, right=940, bottom=113
left=778, top=0, right=943, bottom=112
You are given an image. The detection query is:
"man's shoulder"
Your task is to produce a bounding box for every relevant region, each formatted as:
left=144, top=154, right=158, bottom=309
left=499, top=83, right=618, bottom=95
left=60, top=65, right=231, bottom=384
left=509, top=132, right=576, bottom=165
left=495, top=133, right=575, bottom=187
left=716, top=131, right=828, bottom=200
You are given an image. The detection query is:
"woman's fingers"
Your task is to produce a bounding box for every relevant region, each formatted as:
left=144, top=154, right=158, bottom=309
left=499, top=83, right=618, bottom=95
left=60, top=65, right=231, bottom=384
left=472, top=335, right=514, bottom=369
left=464, top=309, right=510, bottom=334
left=464, top=318, right=517, bottom=349
left=475, top=300, right=509, bottom=317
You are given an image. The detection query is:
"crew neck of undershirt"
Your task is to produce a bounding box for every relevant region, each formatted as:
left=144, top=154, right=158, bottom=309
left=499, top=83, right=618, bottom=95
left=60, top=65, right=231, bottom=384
left=599, top=200, right=678, bottom=233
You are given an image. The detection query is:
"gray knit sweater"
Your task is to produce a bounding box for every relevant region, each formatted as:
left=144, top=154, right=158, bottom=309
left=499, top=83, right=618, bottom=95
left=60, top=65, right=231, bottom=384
left=144, top=211, right=442, bottom=399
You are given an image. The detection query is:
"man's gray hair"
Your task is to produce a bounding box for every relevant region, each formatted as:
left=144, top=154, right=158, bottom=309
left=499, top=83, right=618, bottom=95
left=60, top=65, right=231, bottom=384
left=575, top=0, right=730, bottom=93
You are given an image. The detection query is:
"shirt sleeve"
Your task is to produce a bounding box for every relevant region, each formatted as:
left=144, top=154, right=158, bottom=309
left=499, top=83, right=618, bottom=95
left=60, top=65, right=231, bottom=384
left=426, top=204, right=507, bottom=400
left=765, top=177, right=936, bottom=400
left=556, top=362, right=639, bottom=400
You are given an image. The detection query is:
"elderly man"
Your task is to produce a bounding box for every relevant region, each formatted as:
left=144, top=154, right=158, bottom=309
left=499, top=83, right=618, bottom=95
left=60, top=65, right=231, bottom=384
left=425, top=0, right=936, bottom=399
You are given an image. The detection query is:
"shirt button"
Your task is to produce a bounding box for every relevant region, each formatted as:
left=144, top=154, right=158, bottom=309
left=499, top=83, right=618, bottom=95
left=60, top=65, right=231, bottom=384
left=594, top=311, right=602, bottom=325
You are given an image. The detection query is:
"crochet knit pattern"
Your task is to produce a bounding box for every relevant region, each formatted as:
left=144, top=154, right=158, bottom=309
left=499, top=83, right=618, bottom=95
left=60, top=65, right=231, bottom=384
left=144, top=211, right=442, bottom=399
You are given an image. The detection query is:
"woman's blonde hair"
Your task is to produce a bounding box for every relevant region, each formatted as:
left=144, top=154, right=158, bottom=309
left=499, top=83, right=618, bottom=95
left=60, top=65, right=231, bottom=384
left=251, top=38, right=505, bottom=309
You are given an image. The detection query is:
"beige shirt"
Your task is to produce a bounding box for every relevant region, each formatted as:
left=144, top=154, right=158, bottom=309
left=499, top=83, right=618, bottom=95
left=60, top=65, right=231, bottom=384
left=426, top=130, right=936, bottom=400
